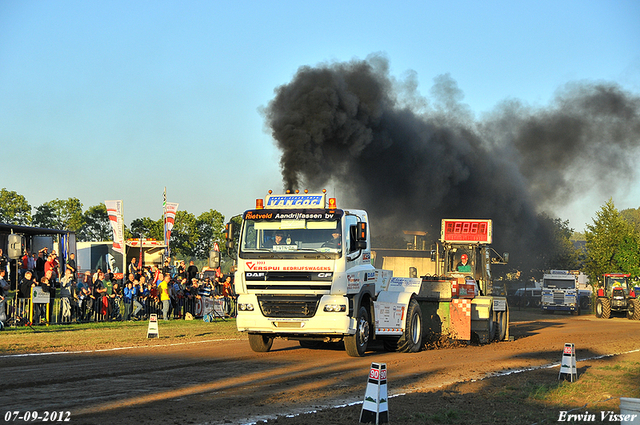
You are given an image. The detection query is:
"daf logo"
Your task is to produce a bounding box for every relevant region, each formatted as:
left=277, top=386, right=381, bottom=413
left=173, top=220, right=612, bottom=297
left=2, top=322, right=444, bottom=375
left=246, top=272, right=265, bottom=278
left=317, top=273, right=333, bottom=278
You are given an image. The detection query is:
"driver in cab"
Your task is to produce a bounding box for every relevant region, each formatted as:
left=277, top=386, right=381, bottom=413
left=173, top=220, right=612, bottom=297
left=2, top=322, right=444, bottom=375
left=322, top=230, right=342, bottom=249
left=273, top=231, right=285, bottom=246
left=456, top=254, right=471, bottom=273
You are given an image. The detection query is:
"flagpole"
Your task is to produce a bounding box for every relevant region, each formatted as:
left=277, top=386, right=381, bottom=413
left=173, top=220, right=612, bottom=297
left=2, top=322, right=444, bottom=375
left=163, top=187, right=168, bottom=258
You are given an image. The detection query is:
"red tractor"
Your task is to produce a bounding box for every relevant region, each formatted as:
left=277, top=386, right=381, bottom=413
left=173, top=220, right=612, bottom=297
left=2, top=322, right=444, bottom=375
left=595, top=273, right=640, bottom=320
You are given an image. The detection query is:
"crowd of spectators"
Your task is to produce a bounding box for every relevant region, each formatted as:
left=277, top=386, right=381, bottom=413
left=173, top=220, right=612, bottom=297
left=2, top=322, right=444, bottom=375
left=1, top=249, right=236, bottom=327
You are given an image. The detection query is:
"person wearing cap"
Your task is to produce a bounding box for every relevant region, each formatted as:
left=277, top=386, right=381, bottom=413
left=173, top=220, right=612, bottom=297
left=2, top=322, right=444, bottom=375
left=456, top=254, right=471, bottom=273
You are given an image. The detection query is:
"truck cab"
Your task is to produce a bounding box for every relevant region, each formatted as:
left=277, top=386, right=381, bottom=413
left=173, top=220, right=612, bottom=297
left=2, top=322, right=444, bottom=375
left=541, top=270, right=584, bottom=315
left=234, top=191, right=377, bottom=356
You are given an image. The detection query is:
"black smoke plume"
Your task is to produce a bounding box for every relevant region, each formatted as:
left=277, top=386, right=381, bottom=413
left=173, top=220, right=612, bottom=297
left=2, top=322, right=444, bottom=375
left=263, top=55, right=640, bottom=274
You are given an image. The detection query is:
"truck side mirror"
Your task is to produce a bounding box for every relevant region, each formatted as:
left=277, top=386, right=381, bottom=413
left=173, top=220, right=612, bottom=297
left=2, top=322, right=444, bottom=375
left=503, top=252, right=509, bottom=264
left=225, top=222, right=235, bottom=250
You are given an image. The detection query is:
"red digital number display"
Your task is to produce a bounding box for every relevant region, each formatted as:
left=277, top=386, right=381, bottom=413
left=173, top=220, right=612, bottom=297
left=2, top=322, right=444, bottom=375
left=442, top=220, right=492, bottom=243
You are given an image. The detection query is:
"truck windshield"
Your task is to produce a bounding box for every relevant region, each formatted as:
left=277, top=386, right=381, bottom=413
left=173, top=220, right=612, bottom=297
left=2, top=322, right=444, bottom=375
left=239, top=212, right=343, bottom=259
left=543, top=278, right=575, bottom=289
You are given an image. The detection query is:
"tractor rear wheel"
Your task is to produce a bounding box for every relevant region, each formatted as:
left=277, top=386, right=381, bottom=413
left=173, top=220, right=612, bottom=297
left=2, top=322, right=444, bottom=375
left=627, top=299, right=640, bottom=320
left=595, top=298, right=611, bottom=319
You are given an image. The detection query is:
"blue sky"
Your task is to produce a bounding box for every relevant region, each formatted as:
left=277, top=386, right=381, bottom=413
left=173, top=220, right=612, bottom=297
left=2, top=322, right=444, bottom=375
left=1, top=0, right=639, bottom=231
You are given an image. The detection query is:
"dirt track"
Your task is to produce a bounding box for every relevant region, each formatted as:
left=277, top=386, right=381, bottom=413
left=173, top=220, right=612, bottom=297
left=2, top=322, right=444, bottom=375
left=1, top=310, right=640, bottom=425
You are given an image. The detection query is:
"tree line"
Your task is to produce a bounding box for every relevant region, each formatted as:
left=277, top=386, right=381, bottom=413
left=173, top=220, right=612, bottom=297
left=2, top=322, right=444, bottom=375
left=2, top=187, right=640, bottom=286
left=0, top=188, right=230, bottom=260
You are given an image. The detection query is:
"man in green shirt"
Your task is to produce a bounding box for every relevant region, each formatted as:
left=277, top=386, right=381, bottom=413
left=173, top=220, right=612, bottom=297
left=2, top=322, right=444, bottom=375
left=456, top=254, right=471, bottom=273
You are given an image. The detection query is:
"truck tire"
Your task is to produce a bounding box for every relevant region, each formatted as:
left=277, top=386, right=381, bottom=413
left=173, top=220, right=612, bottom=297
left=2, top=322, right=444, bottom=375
left=345, top=306, right=370, bottom=357
left=248, top=333, right=274, bottom=352
left=627, top=299, right=640, bottom=321
left=397, top=299, right=423, bottom=353
left=595, top=298, right=611, bottom=319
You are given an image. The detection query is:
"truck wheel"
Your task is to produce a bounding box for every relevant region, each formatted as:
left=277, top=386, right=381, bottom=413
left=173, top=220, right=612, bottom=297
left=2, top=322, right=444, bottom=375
left=595, top=298, right=611, bottom=319
left=248, top=333, right=274, bottom=352
left=627, top=299, right=640, bottom=320
left=397, top=299, right=423, bottom=353
left=345, top=306, right=370, bottom=357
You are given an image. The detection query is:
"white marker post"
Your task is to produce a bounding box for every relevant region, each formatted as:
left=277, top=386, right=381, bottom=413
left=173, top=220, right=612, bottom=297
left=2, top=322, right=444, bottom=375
left=558, top=342, right=577, bottom=382
left=360, top=362, right=388, bottom=424
left=147, top=314, right=159, bottom=338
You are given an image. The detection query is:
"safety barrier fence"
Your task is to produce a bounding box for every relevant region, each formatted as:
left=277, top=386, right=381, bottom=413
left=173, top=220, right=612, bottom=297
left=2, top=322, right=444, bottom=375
left=4, top=295, right=236, bottom=326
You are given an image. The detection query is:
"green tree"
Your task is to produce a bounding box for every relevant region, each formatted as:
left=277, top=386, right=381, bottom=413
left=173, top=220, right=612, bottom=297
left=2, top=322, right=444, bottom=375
left=78, top=204, right=112, bottom=242
left=194, top=209, right=226, bottom=258
left=584, top=199, right=640, bottom=284
left=130, top=217, right=164, bottom=241
left=170, top=210, right=198, bottom=258
left=620, top=207, right=640, bottom=232
left=0, top=188, right=32, bottom=225
left=32, top=198, right=84, bottom=231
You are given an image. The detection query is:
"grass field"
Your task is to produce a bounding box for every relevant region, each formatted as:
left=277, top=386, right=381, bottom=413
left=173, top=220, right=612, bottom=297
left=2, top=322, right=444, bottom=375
left=0, top=318, right=242, bottom=354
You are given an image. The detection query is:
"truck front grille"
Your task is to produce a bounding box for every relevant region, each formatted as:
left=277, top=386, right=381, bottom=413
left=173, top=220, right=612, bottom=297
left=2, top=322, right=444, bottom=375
left=245, top=271, right=332, bottom=292
left=257, top=295, right=321, bottom=318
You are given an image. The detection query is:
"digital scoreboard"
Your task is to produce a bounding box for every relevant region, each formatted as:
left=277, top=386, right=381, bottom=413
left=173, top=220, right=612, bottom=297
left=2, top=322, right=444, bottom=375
left=441, top=219, right=492, bottom=244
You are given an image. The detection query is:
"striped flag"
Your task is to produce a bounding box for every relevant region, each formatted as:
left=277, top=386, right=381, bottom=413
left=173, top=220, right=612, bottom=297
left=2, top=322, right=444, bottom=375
left=165, top=202, right=179, bottom=245
left=105, top=200, right=124, bottom=254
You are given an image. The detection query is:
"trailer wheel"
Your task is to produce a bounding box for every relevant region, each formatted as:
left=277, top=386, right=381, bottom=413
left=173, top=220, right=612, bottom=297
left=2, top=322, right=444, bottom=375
left=345, top=306, right=370, bottom=357
left=486, top=308, right=497, bottom=342
left=595, top=298, right=611, bottom=319
left=495, top=310, right=507, bottom=341
left=627, top=299, right=640, bottom=321
left=397, top=299, right=423, bottom=353
left=248, top=333, right=274, bottom=352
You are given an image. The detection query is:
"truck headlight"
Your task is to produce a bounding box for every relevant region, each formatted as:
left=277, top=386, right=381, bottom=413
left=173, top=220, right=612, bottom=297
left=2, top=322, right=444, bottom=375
left=323, top=304, right=347, bottom=312
left=238, top=303, right=254, bottom=311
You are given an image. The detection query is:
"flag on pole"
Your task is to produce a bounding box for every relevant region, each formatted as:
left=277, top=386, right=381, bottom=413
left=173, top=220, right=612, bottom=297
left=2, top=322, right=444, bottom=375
left=165, top=202, right=179, bottom=245
left=105, top=200, right=124, bottom=254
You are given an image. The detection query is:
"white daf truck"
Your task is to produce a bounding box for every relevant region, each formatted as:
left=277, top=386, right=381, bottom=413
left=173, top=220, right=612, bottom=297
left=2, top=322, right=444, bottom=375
left=231, top=191, right=509, bottom=356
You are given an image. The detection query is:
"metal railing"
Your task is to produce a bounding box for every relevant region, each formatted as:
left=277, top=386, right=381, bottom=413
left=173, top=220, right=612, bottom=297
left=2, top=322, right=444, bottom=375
left=4, top=295, right=237, bottom=326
